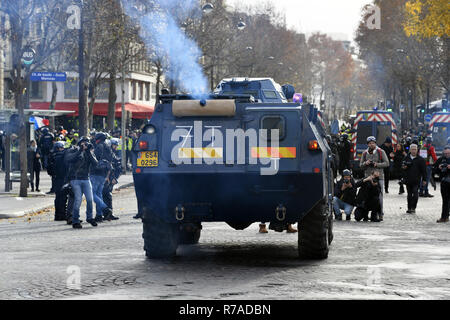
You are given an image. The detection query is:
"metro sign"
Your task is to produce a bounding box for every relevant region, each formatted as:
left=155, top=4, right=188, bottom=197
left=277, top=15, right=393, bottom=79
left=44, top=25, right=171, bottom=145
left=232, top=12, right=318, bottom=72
left=22, top=47, right=36, bottom=66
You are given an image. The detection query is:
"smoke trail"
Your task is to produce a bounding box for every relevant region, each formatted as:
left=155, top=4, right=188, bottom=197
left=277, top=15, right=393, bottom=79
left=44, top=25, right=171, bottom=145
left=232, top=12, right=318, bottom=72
left=123, top=0, right=208, bottom=97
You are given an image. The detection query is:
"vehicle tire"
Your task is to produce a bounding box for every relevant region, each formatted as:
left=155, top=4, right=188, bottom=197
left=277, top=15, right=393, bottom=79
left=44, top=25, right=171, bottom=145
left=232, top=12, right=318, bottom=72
left=142, top=215, right=179, bottom=259
left=298, top=199, right=330, bottom=260
left=178, top=224, right=201, bottom=245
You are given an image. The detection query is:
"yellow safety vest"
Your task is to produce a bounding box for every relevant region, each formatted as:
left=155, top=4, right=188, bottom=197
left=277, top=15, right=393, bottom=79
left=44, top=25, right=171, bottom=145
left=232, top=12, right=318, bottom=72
left=127, top=138, right=133, bottom=151
left=117, top=138, right=123, bottom=151
left=65, top=138, right=73, bottom=148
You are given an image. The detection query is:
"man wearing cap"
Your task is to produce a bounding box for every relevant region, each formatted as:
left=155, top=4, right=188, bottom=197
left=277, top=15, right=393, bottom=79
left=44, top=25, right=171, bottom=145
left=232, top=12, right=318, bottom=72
left=419, top=137, right=437, bottom=198
left=360, top=136, right=390, bottom=219
left=333, top=169, right=357, bottom=221
left=380, top=137, right=395, bottom=194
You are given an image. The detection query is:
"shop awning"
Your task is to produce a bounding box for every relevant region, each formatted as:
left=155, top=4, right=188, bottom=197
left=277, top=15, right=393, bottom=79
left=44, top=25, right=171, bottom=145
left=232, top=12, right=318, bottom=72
left=30, top=102, right=154, bottom=119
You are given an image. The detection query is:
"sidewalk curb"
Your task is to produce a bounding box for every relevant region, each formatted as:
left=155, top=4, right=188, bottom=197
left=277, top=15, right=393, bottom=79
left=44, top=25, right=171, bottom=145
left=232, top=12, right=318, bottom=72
left=0, top=203, right=54, bottom=219
left=1, top=182, right=134, bottom=219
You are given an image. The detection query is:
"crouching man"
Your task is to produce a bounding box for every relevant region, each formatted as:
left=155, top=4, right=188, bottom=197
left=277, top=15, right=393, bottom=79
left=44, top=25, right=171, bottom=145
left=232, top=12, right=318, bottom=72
left=354, top=171, right=383, bottom=222
left=333, top=169, right=357, bottom=221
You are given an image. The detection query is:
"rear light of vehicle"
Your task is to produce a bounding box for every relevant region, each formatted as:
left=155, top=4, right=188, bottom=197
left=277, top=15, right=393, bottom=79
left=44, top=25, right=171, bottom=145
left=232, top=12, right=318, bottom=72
left=313, top=168, right=321, bottom=173
left=139, top=141, right=148, bottom=150
left=308, top=140, right=320, bottom=151
left=350, top=147, right=354, bottom=153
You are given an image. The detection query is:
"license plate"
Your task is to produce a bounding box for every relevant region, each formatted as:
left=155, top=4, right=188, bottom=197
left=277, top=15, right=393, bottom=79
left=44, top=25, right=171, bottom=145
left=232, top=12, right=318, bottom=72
left=137, top=151, right=158, bottom=167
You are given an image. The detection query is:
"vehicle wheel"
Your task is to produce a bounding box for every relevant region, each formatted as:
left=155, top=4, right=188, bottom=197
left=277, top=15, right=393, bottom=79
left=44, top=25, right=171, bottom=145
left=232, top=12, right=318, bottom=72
left=142, top=214, right=179, bottom=259
left=298, top=199, right=330, bottom=260
left=178, top=224, right=201, bottom=245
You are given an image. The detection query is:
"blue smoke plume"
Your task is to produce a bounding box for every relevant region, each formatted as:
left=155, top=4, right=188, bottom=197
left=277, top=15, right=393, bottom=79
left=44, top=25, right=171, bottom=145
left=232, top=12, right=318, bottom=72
left=123, top=0, right=208, bottom=97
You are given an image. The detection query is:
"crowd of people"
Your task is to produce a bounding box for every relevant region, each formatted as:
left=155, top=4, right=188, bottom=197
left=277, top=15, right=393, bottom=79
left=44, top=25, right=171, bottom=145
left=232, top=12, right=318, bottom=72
left=24, top=126, right=142, bottom=229
left=330, top=131, right=450, bottom=224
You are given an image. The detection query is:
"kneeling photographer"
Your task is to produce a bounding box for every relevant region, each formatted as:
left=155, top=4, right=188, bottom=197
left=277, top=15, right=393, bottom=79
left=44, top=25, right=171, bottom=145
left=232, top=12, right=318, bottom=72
left=402, top=144, right=427, bottom=214
left=333, top=169, right=357, bottom=221
left=354, top=172, right=382, bottom=222
left=435, top=147, right=450, bottom=223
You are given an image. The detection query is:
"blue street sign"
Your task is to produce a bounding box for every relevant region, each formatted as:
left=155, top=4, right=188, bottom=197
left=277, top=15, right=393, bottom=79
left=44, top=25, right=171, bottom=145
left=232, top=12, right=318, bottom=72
left=424, top=114, right=432, bottom=123
left=30, top=72, right=67, bottom=82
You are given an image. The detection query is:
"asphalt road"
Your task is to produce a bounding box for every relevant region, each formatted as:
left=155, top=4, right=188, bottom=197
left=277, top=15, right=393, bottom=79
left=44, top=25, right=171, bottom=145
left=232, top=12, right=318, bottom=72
left=0, top=183, right=449, bottom=300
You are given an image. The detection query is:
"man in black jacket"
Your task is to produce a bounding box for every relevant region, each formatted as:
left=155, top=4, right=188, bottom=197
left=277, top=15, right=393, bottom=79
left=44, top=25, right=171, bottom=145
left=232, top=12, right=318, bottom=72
left=338, top=134, right=352, bottom=175
left=402, top=144, right=427, bottom=214
left=354, top=172, right=383, bottom=222
left=333, top=169, right=357, bottom=220
left=27, top=140, right=42, bottom=192
left=47, top=142, right=67, bottom=221
left=435, top=147, right=450, bottom=223
left=66, top=137, right=99, bottom=229
left=102, top=138, right=121, bottom=221
left=90, top=133, right=114, bottom=223
left=39, top=128, right=54, bottom=170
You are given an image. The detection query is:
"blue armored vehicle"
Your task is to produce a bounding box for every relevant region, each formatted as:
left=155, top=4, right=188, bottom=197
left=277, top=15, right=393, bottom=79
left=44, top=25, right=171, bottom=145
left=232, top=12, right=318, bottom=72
left=132, top=78, right=334, bottom=259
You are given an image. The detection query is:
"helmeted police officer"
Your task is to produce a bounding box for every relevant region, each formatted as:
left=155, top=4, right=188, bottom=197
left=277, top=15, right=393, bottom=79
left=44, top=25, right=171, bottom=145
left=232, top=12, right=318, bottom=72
left=48, top=141, right=68, bottom=221
left=102, top=138, right=121, bottom=221
left=39, top=128, right=54, bottom=169
left=90, top=132, right=114, bottom=222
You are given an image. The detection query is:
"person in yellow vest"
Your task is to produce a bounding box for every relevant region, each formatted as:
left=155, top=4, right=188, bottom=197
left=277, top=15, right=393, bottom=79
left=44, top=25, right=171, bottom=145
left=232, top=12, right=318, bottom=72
left=65, top=130, right=75, bottom=148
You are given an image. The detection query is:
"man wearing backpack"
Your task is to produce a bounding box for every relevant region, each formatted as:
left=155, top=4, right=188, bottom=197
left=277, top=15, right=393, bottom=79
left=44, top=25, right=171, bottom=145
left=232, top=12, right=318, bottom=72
left=360, top=136, right=390, bottom=220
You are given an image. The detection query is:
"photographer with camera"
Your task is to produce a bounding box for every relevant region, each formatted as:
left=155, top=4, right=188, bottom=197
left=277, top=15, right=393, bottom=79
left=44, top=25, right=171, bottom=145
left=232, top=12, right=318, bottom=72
left=333, top=169, right=357, bottom=221
left=360, top=136, right=390, bottom=220
left=65, top=137, right=99, bottom=229
left=402, top=144, right=427, bottom=214
left=354, top=171, right=383, bottom=222
left=435, top=147, right=450, bottom=223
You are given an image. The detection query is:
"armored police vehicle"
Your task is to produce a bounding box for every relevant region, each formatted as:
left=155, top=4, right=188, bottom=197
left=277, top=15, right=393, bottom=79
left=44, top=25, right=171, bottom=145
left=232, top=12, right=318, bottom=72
left=132, top=78, right=334, bottom=259
left=429, top=112, right=450, bottom=157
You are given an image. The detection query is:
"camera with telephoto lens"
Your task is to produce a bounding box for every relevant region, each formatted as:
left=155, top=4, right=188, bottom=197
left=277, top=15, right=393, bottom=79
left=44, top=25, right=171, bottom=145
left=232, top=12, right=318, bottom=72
left=344, top=179, right=350, bottom=184
left=372, top=177, right=380, bottom=184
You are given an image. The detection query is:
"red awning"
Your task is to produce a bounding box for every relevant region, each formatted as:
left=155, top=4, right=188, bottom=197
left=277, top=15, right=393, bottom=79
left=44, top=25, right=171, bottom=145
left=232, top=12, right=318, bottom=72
left=30, top=102, right=154, bottom=119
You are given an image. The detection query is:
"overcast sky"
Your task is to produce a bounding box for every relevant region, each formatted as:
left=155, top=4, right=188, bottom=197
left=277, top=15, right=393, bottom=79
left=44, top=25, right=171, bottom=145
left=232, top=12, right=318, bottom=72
left=227, top=0, right=372, bottom=41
